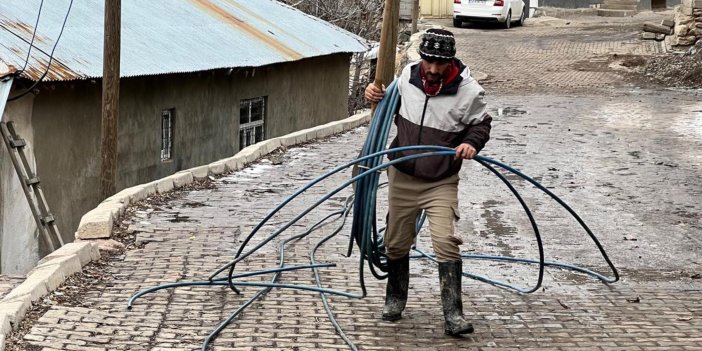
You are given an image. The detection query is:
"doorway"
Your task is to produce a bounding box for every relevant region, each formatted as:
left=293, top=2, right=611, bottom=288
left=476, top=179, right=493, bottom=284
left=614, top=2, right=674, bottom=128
left=651, top=0, right=666, bottom=9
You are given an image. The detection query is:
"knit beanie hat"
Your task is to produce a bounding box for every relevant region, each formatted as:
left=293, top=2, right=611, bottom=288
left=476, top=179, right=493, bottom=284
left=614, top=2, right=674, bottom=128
left=418, top=28, right=456, bottom=62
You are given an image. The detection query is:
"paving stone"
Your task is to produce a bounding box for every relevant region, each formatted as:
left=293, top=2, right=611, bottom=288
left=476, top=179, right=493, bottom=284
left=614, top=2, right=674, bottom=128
left=450, top=18, right=661, bottom=94
left=12, top=16, right=702, bottom=351
left=92, top=239, right=126, bottom=254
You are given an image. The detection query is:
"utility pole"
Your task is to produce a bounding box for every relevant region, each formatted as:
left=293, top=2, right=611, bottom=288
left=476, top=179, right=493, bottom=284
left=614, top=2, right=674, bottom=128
left=411, top=0, right=420, bottom=34
left=100, top=0, right=120, bottom=199
left=373, top=0, right=400, bottom=110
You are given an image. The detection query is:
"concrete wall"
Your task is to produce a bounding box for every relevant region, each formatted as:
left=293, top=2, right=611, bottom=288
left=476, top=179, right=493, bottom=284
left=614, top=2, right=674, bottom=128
left=540, top=0, right=596, bottom=8
left=2, top=53, right=352, bottom=273
left=638, top=0, right=681, bottom=9
left=541, top=0, right=680, bottom=9
left=0, top=92, right=40, bottom=274
left=420, top=0, right=453, bottom=18
left=400, top=0, right=414, bottom=20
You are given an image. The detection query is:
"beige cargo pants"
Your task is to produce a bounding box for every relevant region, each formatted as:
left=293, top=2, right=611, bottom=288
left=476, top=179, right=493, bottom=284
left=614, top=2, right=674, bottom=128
left=385, top=166, right=463, bottom=262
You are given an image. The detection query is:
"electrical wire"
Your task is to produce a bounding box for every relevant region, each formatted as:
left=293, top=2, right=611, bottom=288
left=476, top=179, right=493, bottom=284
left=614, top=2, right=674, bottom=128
left=8, top=0, right=74, bottom=102
left=19, top=0, right=44, bottom=74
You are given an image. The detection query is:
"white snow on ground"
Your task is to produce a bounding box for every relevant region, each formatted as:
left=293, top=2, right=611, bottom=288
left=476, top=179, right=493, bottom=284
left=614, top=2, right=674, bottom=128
left=220, top=163, right=276, bottom=182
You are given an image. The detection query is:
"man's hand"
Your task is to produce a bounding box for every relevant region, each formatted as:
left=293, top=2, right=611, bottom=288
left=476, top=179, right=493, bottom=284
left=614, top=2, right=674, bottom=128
left=455, top=143, right=477, bottom=160
left=364, top=83, right=386, bottom=103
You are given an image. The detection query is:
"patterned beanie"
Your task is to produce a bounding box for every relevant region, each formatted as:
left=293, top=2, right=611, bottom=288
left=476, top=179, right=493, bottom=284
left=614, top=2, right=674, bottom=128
left=418, top=28, right=456, bottom=62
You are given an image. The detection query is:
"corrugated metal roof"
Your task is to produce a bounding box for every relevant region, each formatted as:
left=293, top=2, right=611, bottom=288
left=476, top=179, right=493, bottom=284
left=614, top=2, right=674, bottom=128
left=0, top=0, right=368, bottom=82
left=0, top=61, right=16, bottom=78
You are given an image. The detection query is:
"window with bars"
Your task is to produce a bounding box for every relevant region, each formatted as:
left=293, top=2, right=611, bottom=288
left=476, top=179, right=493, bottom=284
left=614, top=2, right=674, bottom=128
left=161, top=109, right=174, bottom=161
left=239, top=97, right=266, bottom=150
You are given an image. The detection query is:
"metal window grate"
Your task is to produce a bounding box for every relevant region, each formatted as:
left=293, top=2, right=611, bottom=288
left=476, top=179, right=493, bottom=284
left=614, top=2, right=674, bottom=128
left=161, top=109, right=174, bottom=161
left=239, top=97, right=266, bottom=150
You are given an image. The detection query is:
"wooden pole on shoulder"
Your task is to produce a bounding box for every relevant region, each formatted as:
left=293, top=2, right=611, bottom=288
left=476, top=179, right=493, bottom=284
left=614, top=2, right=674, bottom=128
left=372, top=0, right=400, bottom=112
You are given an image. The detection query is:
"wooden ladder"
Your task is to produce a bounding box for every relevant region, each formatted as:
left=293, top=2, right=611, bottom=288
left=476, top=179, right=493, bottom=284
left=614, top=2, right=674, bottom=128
left=1, top=121, right=64, bottom=251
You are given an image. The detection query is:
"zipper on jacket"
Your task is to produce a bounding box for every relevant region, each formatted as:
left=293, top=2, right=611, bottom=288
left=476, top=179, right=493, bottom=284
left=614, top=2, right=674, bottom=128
left=417, top=95, right=430, bottom=145
left=411, top=95, right=431, bottom=175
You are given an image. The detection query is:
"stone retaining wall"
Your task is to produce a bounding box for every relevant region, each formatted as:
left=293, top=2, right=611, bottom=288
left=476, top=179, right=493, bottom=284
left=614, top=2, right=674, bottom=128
left=672, top=0, right=702, bottom=46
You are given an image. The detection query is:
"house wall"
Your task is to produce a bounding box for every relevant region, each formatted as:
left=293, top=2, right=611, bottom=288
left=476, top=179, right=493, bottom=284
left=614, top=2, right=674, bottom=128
left=0, top=92, right=40, bottom=273
left=540, top=0, right=595, bottom=8
left=420, top=0, right=453, bottom=18
left=400, top=0, right=414, bottom=20
left=638, top=0, right=681, bottom=9
left=540, top=0, right=680, bottom=9
left=2, top=53, right=351, bottom=273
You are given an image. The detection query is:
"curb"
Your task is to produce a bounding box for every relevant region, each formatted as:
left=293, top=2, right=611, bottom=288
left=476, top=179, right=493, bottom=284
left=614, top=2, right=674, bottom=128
left=0, top=242, right=101, bottom=347
left=0, top=110, right=371, bottom=350
left=74, top=110, right=371, bottom=240
left=533, top=7, right=599, bottom=18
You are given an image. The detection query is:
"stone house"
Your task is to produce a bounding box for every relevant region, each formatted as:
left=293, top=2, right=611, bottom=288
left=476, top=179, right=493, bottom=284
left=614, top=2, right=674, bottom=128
left=0, top=0, right=366, bottom=273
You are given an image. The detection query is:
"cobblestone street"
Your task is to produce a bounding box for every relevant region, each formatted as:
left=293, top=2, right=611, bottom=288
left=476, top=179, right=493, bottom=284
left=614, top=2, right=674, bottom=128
left=11, top=13, right=702, bottom=351
left=446, top=12, right=668, bottom=94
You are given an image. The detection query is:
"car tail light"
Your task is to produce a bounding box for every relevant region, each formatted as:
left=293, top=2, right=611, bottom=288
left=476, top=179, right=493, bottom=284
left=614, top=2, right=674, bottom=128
left=494, top=0, right=504, bottom=5
left=454, top=0, right=461, bottom=3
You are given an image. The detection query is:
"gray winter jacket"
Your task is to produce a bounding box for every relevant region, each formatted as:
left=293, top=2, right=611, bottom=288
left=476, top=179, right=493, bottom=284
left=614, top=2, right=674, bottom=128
left=388, top=59, right=492, bottom=181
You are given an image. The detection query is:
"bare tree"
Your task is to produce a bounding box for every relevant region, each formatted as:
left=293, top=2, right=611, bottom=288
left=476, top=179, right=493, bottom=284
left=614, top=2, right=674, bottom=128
left=280, top=0, right=385, bottom=115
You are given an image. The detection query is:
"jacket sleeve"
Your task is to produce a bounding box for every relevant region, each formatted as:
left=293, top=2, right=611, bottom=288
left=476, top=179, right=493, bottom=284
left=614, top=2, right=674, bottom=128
left=462, top=114, right=492, bottom=152
left=460, top=87, right=492, bottom=152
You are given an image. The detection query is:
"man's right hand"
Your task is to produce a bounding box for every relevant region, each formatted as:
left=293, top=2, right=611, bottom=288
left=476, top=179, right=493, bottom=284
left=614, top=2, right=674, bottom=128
left=364, top=83, right=386, bottom=103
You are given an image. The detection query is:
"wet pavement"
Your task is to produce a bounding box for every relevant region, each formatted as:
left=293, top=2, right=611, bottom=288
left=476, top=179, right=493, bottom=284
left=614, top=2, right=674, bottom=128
left=10, top=12, right=702, bottom=351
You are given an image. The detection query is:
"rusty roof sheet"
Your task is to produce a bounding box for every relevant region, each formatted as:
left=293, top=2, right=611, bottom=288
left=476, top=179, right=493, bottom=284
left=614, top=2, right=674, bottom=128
left=0, top=61, right=17, bottom=78
left=0, top=0, right=368, bottom=82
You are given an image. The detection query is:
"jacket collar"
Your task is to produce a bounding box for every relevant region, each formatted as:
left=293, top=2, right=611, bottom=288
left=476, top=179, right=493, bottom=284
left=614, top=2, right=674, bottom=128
left=409, top=58, right=467, bottom=96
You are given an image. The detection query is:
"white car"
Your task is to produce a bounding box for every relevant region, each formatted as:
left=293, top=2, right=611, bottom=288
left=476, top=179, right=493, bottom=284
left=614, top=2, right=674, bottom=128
left=453, top=0, right=526, bottom=29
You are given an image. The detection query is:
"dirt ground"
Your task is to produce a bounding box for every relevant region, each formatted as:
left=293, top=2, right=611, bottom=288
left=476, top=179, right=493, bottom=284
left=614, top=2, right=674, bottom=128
left=558, top=11, right=702, bottom=90
left=433, top=10, right=701, bottom=92
left=639, top=51, right=702, bottom=88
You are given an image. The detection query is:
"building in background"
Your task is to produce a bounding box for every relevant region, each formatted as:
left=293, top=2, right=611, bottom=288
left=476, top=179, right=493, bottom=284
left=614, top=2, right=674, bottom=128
left=0, top=0, right=366, bottom=273
left=419, top=0, right=679, bottom=19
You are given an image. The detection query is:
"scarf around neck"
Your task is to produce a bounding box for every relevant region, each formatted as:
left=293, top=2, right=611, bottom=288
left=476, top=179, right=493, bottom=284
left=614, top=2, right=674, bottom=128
left=419, top=61, right=460, bottom=96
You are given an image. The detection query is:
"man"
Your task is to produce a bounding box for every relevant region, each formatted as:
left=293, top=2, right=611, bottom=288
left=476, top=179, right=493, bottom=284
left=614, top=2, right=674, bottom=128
left=364, top=28, right=492, bottom=335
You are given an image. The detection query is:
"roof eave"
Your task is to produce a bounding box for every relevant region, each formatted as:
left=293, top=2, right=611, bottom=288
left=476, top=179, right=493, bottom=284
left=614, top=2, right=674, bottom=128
left=0, top=61, right=18, bottom=79
left=23, top=50, right=367, bottom=83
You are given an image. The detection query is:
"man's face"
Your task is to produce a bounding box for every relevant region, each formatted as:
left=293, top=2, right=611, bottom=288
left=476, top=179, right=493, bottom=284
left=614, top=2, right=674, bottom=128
left=421, top=59, right=452, bottom=83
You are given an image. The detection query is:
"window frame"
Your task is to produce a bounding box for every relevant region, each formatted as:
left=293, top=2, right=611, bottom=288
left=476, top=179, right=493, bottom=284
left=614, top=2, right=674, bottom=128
left=239, top=97, right=266, bottom=151
left=160, top=108, right=175, bottom=162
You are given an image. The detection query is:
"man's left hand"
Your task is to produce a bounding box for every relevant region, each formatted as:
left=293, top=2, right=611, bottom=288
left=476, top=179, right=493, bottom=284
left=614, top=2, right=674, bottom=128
left=455, top=143, right=477, bottom=160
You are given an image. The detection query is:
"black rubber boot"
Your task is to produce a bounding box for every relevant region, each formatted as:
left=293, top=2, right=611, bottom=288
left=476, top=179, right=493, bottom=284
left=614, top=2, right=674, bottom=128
left=382, top=255, right=410, bottom=321
left=438, top=261, right=474, bottom=335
